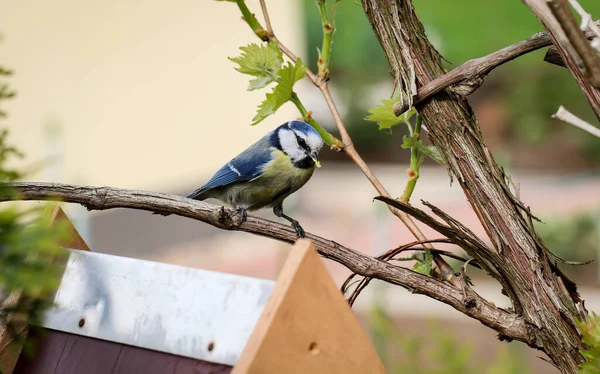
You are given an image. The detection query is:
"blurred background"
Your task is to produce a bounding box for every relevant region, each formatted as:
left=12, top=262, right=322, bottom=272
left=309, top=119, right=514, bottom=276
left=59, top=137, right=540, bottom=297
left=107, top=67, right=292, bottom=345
left=2, top=0, right=600, bottom=372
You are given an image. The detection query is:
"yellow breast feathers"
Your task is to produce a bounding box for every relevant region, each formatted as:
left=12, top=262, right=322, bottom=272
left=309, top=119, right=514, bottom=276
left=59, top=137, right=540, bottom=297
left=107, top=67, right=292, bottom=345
left=258, top=149, right=314, bottom=192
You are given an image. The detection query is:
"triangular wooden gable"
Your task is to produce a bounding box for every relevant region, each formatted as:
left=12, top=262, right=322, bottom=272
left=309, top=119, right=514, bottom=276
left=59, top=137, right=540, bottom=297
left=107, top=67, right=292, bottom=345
left=233, top=239, right=385, bottom=374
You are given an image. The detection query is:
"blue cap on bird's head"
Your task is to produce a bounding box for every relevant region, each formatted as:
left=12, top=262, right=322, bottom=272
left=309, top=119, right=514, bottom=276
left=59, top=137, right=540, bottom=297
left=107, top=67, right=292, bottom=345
left=287, top=120, right=320, bottom=137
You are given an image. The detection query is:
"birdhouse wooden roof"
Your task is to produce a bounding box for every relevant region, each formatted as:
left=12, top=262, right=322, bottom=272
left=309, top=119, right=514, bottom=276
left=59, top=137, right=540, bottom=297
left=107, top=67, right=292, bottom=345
left=1, top=206, right=385, bottom=374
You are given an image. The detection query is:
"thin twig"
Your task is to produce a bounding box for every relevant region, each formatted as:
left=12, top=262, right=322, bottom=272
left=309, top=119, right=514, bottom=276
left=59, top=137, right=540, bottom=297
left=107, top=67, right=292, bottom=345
left=316, top=0, right=333, bottom=79
left=258, top=0, right=273, bottom=37
left=548, top=0, right=600, bottom=88
left=255, top=0, right=459, bottom=286
left=403, top=249, right=482, bottom=269
left=400, top=113, right=423, bottom=202
left=1, top=181, right=530, bottom=342
left=343, top=239, right=480, bottom=306
left=342, top=238, right=451, bottom=306
left=459, top=258, right=477, bottom=306
left=523, top=0, right=600, bottom=122
left=272, top=37, right=320, bottom=84
left=552, top=105, right=600, bottom=138
left=545, top=247, right=595, bottom=266
left=255, top=0, right=318, bottom=83
left=318, top=83, right=352, bottom=145
left=393, top=22, right=600, bottom=116
left=369, top=238, right=453, bottom=264
left=538, top=355, right=562, bottom=371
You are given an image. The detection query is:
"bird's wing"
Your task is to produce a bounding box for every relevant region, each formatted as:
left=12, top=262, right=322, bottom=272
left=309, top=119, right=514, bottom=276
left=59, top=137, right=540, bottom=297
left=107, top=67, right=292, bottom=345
left=186, top=138, right=272, bottom=199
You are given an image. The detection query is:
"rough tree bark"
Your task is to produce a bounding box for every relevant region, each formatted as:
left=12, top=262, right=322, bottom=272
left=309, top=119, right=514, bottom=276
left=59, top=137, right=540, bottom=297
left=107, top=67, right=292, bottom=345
left=523, top=0, right=600, bottom=120
left=362, top=1, right=584, bottom=373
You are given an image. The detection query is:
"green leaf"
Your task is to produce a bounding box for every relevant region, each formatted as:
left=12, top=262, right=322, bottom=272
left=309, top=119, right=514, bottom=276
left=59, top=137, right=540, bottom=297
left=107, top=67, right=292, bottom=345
left=365, top=96, right=400, bottom=130
left=365, top=97, right=416, bottom=130
left=413, top=250, right=433, bottom=275
left=229, top=42, right=284, bottom=91
left=248, top=76, right=273, bottom=91
left=578, top=312, right=600, bottom=373
left=401, top=135, right=444, bottom=165
left=423, top=145, right=444, bottom=164
left=252, top=58, right=306, bottom=126
left=401, top=134, right=419, bottom=149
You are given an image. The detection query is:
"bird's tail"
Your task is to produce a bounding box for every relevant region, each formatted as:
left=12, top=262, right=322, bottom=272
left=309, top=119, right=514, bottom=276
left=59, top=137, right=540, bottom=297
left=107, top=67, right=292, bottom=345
left=151, top=188, right=208, bottom=217
left=185, top=187, right=208, bottom=201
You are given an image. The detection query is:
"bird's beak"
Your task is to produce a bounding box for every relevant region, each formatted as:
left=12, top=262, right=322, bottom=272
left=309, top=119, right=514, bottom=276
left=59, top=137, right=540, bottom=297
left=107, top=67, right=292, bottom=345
left=310, top=152, right=321, bottom=168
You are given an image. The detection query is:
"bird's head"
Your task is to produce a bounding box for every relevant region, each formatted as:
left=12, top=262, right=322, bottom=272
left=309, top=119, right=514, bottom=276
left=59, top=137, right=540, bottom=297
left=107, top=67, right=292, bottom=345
left=277, top=121, right=324, bottom=167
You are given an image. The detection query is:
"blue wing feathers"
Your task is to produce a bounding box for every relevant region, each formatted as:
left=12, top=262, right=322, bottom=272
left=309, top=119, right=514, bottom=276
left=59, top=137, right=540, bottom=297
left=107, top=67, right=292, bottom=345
left=186, top=137, right=273, bottom=200
left=197, top=165, right=241, bottom=190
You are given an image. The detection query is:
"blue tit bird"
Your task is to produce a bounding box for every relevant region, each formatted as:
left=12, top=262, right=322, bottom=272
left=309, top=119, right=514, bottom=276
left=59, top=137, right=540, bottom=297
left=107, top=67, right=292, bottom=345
left=154, top=120, right=324, bottom=237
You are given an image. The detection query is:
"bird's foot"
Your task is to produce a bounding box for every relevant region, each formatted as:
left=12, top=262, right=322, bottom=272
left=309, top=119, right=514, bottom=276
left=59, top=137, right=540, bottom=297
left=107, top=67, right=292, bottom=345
left=291, top=220, right=305, bottom=238
left=236, top=207, right=247, bottom=227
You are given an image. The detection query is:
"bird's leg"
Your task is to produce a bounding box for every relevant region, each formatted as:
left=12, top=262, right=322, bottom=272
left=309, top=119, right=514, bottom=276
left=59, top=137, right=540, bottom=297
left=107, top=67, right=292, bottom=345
left=273, top=204, right=305, bottom=238
left=235, top=206, right=247, bottom=226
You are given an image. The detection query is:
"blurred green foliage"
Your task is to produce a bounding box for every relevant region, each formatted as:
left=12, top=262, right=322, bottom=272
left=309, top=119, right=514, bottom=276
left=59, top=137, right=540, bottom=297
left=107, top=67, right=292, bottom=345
left=302, top=0, right=600, bottom=163
left=0, top=59, right=67, bottom=367
left=0, top=66, right=16, bottom=119
left=535, top=211, right=599, bottom=265
left=369, top=302, right=530, bottom=373
left=304, top=0, right=389, bottom=74
left=579, top=312, right=600, bottom=373
left=414, top=1, right=600, bottom=65
left=304, top=0, right=397, bottom=156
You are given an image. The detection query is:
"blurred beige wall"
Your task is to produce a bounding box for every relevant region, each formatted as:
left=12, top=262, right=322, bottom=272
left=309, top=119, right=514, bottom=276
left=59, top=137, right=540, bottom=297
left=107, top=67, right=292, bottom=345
left=1, top=0, right=304, bottom=190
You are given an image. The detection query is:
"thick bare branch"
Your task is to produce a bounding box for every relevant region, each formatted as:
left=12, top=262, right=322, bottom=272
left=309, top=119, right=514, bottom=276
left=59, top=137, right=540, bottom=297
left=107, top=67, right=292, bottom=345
left=363, top=1, right=586, bottom=371
left=567, top=0, right=600, bottom=45
left=394, top=31, right=553, bottom=115
left=545, top=23, right=599, bottom=67
left=2, top=181, right=527, bottom=341
left=548, top=0, right=600, bottom=88
left=523, top=0, right=600, bottom=121
left=394, top=23, right=600, bottom=116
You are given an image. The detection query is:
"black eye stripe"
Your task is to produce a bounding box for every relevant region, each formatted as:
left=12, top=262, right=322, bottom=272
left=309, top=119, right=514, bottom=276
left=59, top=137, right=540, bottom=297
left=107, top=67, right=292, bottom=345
left=294, top=134, right=310, bottom=150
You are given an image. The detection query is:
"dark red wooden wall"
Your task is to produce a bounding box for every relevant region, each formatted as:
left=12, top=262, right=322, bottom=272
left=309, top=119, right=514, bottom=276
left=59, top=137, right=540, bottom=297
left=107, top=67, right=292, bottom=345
left=14, top=328, right=232, bottom=374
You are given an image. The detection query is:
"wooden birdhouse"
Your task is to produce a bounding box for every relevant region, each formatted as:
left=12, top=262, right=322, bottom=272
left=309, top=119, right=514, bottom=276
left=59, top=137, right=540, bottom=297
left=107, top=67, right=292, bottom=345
left=1, top=207, right=385, bottom=374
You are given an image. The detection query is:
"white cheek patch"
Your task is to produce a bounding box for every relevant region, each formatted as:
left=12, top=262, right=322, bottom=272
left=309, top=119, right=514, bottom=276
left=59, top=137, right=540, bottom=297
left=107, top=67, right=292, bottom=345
left=306, top=133, right=323, bottom=152
left=278, top=129, right=305, bottom=162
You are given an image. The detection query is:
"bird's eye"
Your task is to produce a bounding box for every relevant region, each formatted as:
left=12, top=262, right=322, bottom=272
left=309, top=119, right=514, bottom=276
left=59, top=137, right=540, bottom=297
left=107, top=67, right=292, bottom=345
left=295, top=135, right=309, bottom=150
